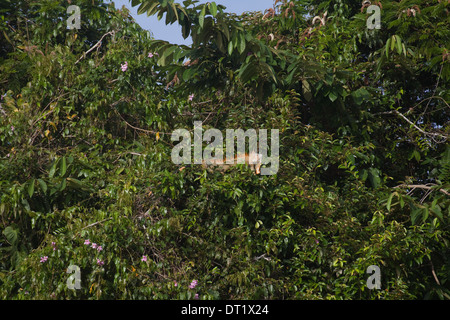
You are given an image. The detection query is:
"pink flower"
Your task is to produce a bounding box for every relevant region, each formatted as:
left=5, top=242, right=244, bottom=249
left=189, top=280, right=198, bottom=289
left=10, top=126, right=14, bottom=132
left=188, top=94, right=194, bottom=101
left=84, top=239, right=90, bottom=245
left=174, top=281, right=178, bottom=287
left=91, top=243, right=97, bottom=249
left=51, top=242, right=56, bottom=251
left=148, top=52, right=154, bottom=58
left=97, top=246, right=103, bottom=252
left=121, top=61, right=128, bottom=72
left=40, top=256, right=48, bottom=263
left=97, top=259, right=104, bottom=266
left=141, top=255, right=147, bottom=262
left=194, top=293, right=199, bottom=300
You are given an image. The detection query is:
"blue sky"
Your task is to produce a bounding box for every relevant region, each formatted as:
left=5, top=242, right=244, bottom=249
left=106, top=0, right=275, bottom=45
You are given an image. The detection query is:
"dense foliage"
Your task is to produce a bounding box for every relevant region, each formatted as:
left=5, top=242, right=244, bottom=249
left=0, top=0, right=449, bottom=299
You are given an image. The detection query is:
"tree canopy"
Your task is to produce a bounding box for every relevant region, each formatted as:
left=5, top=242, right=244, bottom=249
left=0, top=0, right=449, bottom=300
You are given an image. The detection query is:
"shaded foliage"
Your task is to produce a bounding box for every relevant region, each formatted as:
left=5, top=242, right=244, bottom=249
left=0, top=0, right=449, bottom=299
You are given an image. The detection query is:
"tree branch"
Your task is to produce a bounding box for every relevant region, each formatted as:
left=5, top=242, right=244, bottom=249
left=394, top=184, right=450, bottom=196
left=393, top=110, right=448, bottom=140
left=75, top=31, right=115, bottom=65
left=377, top=109, right=448, bottom=143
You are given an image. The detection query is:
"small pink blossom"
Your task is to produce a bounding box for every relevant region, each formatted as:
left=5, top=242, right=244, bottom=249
left=10, top=126, right=14, bottom=132
left=51, top=242, right=56, bottom=250
left=84, top=239, right=90, bottom=245
left=188, top=94, right=194, bottom=101
left=188, top=280, right=198, bottom=289
left=174, top=281, right=178, bottom=287
left=40, top=256, right=48, bottom=263
left=91, top=243, right=97, bottom=249
left=97, top=259, right=104, bottom=266
left=121, top=61, right=128, bottom=72
left=141, top=255, right=147, bottom=262
left=97, top=245, right=103, bottom=252
left=194, top=293, right=199, bottom=300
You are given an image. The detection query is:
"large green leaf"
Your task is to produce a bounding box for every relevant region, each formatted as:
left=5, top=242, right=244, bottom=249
left=199, top=5, right=205, bottom=28
left=209, top=2, right=217, bottom=17
left=37, top=178, right=47, bottom=193
left=27, top=179, right=35, bottom=198
left=2, top=226, right=18, bottom=246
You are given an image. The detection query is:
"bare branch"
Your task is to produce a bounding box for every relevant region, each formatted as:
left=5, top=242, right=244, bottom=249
left=81, top=217, right=112, bottom=230
left=75, top=31, right=115, bottom=65
left=377, top=109, right=448, bottom=143
left=393, top=110, right=448, bottom=140
left=394, top=184, right=450, bottom=196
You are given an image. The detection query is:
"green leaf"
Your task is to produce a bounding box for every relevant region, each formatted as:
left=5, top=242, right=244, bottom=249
left=182, top=21, right=191, bottom=39
left=28, top=179, right=35, bottom=198
left=396, top=35, right=402, bottom=55
left=170, top=3, right=179, bottom=23
left=199, top=6, right=206, bottom=28
left=328, top=90, right=338, bottom=102
left=238, top=32, right=246, bottom=54
left=399, top=196, right=404, bottom=208
left=67, top=177, right=94, bottom=192
left=431, top=205, right=443, bottom=221
left=183, top=67, right=196, bottom=81
left=60, top=156, right=67, bottom=176
left=259, top=62, right=277, bottom=84
left=360, top=169, right=368, bottom=181
left=239, top=61, right=257, bottom=83
left=158, top=46, right=177, bottom=66
left=137, top=1, right=154, bottom=15
left=411, top=207, right=421, bottom=225
left=302, top=80, right=312, bottom=101
left=50, top=187, right=58, bottom=196
left=60, top=178, right=67, bottom=191
left=210, top=2, right=217, bottom=17
left=3, top=226, right=18, bottom=246
left=217, top=19, right=230, bottom=41
left=352, top=87, right=370, bottom=105
left=386, top=192, right=394, bottom=211
left=368, top=168, right=381, bottom=188
left=216, top=32, right=225, bottom=53
left=37, top=178, right=47, bottom=193
left=49, top=159, right=58, bottom=178
left=228, top=40, right=233, bottom=55
left=391, top=35, right=396, bottom=51
left=173, top=47, right=186, bottom=61
left=385, top=37, right=391, bottom=58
